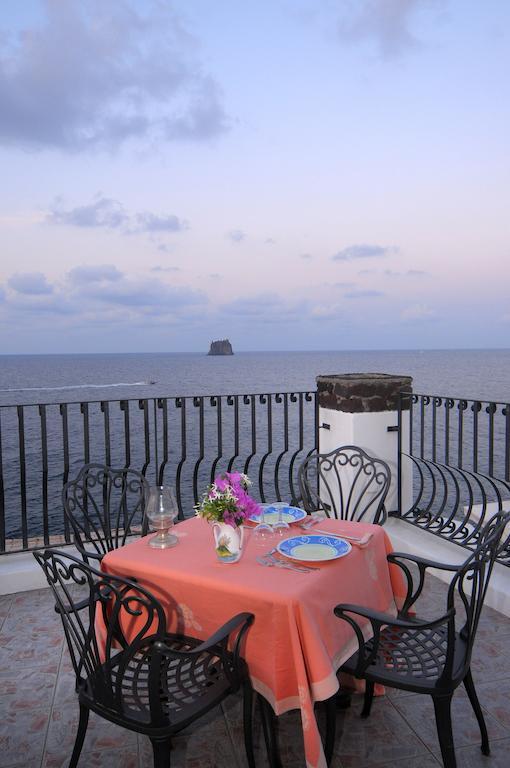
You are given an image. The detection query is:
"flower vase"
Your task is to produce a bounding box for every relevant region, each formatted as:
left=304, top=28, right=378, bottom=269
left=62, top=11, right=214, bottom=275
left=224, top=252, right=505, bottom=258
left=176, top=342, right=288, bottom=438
left=212, top=522, right=244, bottom=563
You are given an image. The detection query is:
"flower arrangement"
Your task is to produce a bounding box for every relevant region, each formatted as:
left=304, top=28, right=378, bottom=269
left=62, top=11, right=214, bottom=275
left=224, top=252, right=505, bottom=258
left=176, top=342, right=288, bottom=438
left=195, top=472, right=261, bottom=528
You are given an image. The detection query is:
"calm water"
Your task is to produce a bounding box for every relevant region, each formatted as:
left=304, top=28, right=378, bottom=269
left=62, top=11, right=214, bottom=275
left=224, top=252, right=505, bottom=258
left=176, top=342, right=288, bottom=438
left=1, top=349, right=509, bottom=544
left=1, top=348, right=510, bottom=405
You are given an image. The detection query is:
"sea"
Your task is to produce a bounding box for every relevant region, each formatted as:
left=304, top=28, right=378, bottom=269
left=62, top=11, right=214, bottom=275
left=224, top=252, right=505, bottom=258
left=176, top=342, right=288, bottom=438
left=1, top=348, right=510, bottom=405
left=1, top=349, right=509, bottom=546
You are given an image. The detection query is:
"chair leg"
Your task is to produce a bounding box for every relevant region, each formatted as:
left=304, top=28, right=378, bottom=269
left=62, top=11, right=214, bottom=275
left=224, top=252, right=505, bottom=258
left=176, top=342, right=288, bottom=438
left=242, top=681, right=256, bottom=768
left=69, top=703, right=89, bottom=768
left=259, top=694, right=282, bottom=768
left=324, top=695, right=337, bottom=766
left=150, top=737, right=172, bottom=768
left=361, top=680, right=375, bottom=718
left=463, top=668, right=490, bottom=756
left=432, top=694, right=456, bottom=768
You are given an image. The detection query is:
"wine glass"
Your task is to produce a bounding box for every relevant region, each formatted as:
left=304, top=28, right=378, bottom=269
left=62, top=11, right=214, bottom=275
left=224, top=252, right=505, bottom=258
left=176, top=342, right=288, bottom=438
left=252, top=505, right=274, bottom=549
left=271, top=502, right=291, bottom=538
left=145, top=486, right=178, bottom=548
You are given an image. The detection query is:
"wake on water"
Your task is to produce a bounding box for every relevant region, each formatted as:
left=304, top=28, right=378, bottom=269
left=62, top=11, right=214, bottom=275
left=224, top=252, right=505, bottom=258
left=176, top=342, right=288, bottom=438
left=0, top=381, right=156, bottom=393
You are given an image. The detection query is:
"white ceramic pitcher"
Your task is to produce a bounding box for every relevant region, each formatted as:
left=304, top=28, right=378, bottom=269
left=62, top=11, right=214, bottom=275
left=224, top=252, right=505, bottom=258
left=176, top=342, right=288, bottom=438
left=212, top=522, right=244, bottom=563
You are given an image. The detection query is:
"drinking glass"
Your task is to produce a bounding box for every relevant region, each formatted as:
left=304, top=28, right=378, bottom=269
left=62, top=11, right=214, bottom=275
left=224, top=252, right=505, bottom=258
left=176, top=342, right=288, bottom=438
left=145, top=486, right=178, bottom=548
left=271, top=502, right=291, bottom=538
left=252, top=505, right=274, bottom=549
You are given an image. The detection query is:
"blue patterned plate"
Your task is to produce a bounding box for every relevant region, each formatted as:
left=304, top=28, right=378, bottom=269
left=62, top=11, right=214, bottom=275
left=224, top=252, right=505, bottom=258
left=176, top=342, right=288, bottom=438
left=276, top=534, right=351, bottom=562
left=248, top=504, right=307, bottom=525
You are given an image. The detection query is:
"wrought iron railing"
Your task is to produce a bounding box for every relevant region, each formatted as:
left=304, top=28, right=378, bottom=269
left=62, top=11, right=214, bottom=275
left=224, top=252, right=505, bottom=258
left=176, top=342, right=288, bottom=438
left=398, top=391, right=510, bottom=564
left=0, top=391, right=318, bottom=554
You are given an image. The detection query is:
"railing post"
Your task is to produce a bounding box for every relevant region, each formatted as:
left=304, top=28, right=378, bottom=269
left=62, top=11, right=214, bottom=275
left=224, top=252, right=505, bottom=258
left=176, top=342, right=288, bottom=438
left=316, top=373, right=413, bottom=516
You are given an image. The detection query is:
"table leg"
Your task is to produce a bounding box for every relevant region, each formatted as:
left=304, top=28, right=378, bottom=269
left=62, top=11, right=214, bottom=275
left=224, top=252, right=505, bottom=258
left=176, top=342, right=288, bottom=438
left=258, top=694, right=283, bottom=768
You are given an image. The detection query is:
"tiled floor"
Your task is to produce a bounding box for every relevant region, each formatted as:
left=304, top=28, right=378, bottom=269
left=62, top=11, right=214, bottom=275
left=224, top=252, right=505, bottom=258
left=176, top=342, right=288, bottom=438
left=1, top=576, right=510, bottom=768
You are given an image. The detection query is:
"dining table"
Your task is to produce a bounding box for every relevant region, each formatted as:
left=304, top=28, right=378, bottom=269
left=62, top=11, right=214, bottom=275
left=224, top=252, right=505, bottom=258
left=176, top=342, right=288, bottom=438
left=101, top=515, right=408, bottom=768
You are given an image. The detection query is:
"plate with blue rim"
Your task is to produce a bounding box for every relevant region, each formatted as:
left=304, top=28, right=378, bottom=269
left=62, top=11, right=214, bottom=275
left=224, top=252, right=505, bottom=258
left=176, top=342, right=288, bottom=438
left=248, top=504, right=307, bottom=526
left=276, top=534, right=351, bottom=563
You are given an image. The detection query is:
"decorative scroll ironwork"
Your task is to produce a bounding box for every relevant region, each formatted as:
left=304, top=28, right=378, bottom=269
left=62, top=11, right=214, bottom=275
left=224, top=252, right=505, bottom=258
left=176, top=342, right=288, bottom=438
left=398, top=391, right=510, bottom=565
left=0, top=390, right=317, bottom=553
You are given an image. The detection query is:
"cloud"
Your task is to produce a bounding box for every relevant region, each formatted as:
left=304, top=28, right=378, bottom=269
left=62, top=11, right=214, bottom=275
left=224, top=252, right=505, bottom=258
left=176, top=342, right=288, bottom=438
left=0, top=0, right=229, bottom=152
left=310, top=303, right=344, bottom=319
left=3, top=264, right=207, bottom=328
left=345, top=289, right=384, bottom=298
left=151, top=265, right=181, bottom=273
left=333, top=244, right=397, bottom=261
left=48, top=196, right=187, bottom=234
left=384, top=268, right=428, bottom=277
left=401, top=303, right=436, bottom=321
left=68, top=267, right=206, bottom=314
left=265, top=238, right=276, bottom=245
left=300, top=253, right=313, bottom=260
left=8, top=272, right=54, bottom=295
left=68, top=265, right=123, bottom=285
left=48, top=198, right=128, bottom=229
left=337, top=0, right=443, bottom=59
left=134, top=212, right=187, bottom=233
left=226, top=229, right=246, bottom=243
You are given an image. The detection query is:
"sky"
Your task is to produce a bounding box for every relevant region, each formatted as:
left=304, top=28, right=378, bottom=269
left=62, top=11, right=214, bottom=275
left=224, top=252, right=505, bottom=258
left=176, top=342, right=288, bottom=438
left=0, top=0, right=509, bottom=354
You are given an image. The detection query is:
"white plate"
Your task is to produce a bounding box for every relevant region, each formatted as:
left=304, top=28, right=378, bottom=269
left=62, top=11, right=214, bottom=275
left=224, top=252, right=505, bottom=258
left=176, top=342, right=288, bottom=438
left=276, top=534, right=351, bottom=562
left=249, top=504, right=307, bottom=525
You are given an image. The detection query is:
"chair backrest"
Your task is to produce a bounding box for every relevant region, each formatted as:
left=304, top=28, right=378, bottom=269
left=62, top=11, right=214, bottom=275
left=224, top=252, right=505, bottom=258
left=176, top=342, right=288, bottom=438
left=33, top=548, right=170, bottom=726
left=298, top=445, right=391, bottom=524
left=445, top=510, right=510, bottom=682
left=63, top=463, right=150, bottom=561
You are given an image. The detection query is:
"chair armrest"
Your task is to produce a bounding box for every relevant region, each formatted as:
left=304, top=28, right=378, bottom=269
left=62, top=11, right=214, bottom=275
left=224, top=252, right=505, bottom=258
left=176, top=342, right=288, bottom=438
left=334, top=602, right=455, bottom=677
left=334, top=603, right=454, bottom=631
left=155, top=612, right=254, bottom=659
left=387, top=552, right=461, bottom=572
left=387, top=551, right=460, bottom=615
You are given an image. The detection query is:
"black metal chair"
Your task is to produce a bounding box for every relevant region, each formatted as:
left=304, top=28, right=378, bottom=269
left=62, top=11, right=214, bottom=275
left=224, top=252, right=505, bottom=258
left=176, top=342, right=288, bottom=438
left=63, top=463, right=150, bottom=563
left=33, top=548, right=255, bottom=768
left=333, top=511, right=510, bottom=768
left=298, top=445, right=391, bottom=525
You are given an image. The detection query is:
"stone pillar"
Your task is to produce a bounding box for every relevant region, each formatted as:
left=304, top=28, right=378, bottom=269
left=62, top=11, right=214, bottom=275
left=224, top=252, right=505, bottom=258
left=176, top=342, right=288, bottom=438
left=316, top=373, right=413, bottom=515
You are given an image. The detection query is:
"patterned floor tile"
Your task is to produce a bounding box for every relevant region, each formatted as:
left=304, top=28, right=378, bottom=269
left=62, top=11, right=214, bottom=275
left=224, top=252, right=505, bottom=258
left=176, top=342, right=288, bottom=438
left=0, top=594, right=13, bottom=631
left=393, top=688, right=507, bottom=752
left=45, top=706, right=138, bottom=760
left=331, top=696, right=433, bottom=767
left=138, top=713, right=239, bottom=768
left=439, top=736, right=510, bottom=767
left=475, top=677, right=510, bottom=732
left=0, top=706, right=50, bottom=765
left=0, top=665, right=58, bottom=713
left=376, top=756, right=441, bottom=767
left=42, top=746, right=139, bottom=768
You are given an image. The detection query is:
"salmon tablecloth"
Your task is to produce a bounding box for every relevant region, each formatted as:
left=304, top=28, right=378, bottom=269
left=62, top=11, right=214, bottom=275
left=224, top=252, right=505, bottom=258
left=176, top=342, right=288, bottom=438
left=102, top=517, right=407, bottom=768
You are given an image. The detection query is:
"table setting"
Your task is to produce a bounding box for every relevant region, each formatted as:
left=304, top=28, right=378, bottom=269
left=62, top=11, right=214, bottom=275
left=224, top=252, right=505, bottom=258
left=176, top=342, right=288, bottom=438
left=100, top=472, right=408, bottom=768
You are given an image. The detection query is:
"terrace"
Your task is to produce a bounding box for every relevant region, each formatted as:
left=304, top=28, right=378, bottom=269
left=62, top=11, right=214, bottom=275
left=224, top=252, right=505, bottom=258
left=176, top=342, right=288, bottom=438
left=2, top=575, right=510, bottom=768
left=1, top=373, right=510, bottom=768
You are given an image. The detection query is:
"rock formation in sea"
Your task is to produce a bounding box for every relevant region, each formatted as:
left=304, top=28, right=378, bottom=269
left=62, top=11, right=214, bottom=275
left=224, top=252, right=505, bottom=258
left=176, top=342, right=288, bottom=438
left=208, top=339, right=234, bottom=356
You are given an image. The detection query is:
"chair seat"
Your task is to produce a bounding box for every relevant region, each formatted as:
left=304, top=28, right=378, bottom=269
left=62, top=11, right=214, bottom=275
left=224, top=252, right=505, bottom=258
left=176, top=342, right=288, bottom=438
left=341, top=619, right=450, bottom=692
left=81, top=633, right=234, bottom=734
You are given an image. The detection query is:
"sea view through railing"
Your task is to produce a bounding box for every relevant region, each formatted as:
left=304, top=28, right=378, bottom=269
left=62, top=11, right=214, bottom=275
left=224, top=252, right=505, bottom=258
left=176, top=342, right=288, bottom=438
left=1, top=348, right=510, bottom=555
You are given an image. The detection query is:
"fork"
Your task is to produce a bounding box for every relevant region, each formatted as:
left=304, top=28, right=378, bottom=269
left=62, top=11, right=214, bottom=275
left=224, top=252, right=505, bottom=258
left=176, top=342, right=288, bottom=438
left=256, top=556, right=313, bottom=574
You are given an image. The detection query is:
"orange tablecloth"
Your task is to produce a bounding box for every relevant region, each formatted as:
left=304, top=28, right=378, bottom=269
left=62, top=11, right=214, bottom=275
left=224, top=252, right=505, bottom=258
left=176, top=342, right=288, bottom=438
left=102, top=517, right=406, bottom=768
